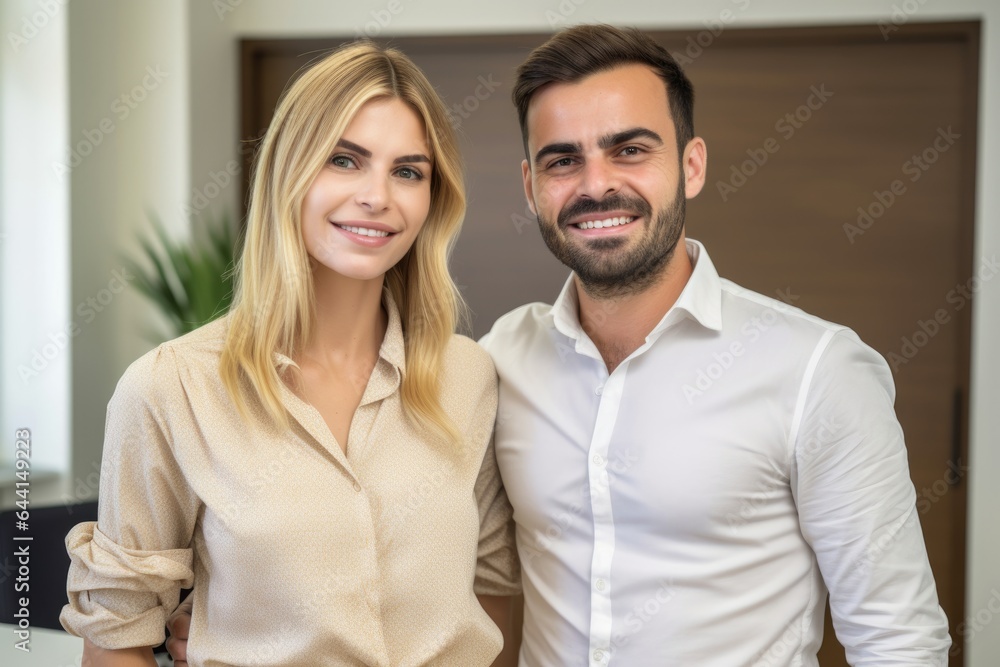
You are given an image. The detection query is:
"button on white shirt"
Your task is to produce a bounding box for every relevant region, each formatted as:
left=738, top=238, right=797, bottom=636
left=481, top=240, right=950, bottom=666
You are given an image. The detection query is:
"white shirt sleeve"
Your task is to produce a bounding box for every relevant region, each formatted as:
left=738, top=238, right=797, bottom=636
left=790, top=329, right=951, bottom=665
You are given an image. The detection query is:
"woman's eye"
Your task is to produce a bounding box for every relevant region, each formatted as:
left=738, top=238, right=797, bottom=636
left=396, top=167, right=423, bottom=181
left=330, top=155, right=356, bottom=168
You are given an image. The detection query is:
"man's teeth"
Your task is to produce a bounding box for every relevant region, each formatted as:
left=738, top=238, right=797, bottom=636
left=575, top=216, right=634, bottom=230
left=337, top=224, right=389, bottom=237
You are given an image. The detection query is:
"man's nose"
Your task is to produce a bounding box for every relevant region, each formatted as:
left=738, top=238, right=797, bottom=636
left=577, top=158, right=621, bottom=200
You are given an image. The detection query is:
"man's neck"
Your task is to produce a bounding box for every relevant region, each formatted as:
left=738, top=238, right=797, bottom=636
left=576, top=238, right=694, bottom=373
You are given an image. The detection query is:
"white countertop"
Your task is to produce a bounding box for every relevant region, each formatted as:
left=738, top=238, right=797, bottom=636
left=0, top=624, right=82, bottom=666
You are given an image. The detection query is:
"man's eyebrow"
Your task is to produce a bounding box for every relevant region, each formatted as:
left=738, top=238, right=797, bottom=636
left=533, top=142, right=582, bottom=166
left=336, top=139, right=372, bottom=158
left=598, top=128, right=664, bottom=149
left=531, top=129, right=664, bottom=165
left=393, top=154, right=431, bottom=165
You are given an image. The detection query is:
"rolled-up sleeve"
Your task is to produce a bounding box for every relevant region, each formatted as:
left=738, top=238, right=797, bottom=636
left=60, top=345, right=200, bottom=649
left=473, top=434, right=521, bottom=597
left=469, top=362, right=521, bottom=596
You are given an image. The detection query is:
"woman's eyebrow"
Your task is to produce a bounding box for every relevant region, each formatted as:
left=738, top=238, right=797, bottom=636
left=336, top=138, right=371, bottom=158
left=394, top=154, right=431, bottom=165
left=337, top=139, right=429, bottom=165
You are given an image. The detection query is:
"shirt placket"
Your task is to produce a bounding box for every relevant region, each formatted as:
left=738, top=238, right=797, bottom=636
left=587, top=361, right=629, bottom=666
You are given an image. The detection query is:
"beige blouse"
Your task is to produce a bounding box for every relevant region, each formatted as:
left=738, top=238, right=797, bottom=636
left=60, top=295, right=520, bottom=666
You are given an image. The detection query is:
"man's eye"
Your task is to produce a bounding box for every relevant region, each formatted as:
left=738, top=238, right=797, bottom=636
left=550, top=157, right=574, bottom=169
left=620, top=146, right=642, bottom=156
left=330, top=155, right=357, bottom=168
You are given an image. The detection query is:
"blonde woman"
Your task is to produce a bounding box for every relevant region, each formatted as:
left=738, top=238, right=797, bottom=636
left=61, top=41, right=519, bottom=666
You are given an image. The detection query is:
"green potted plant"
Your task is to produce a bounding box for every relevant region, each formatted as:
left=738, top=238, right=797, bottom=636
left=126, top=212, right=239, bottom=342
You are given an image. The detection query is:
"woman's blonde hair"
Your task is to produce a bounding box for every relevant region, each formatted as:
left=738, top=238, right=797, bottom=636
left=220, top=40, right=466, bottom=445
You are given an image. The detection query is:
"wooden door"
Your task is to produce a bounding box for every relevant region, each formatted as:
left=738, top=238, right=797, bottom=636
left=241, top=22, right=978, bottom=664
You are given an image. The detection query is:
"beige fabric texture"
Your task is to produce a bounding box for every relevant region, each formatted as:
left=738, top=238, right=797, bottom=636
left=61, top=294, right=520, bottom=666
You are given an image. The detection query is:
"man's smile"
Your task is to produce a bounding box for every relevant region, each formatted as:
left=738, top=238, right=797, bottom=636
left=572, top=215, right=637, bottom=230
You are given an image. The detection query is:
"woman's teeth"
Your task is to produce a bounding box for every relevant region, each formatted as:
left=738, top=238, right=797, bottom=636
left=575, top=216, right=634, bottom=230
left=337, top=224, right=389, bottom=238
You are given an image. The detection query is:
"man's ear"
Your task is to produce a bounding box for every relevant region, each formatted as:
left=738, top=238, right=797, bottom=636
left=521, top=159, right=537, bottom=215
left=682, top=137, right=708, bottom=199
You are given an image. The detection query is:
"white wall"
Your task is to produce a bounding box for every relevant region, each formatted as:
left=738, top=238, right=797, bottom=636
left=0, top=0, right=71, bottom=503
left=66, top=0, right=189, bottom=506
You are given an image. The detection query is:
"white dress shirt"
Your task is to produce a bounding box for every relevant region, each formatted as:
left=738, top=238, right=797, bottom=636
left=480, top=239, right=950, bottom=666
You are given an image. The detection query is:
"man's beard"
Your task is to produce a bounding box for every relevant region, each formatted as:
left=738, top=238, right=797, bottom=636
left=537, top=180, right=686, bottom=300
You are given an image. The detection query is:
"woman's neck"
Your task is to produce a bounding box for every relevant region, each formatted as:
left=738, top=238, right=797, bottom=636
left=300, top=268, right=388, bottom=367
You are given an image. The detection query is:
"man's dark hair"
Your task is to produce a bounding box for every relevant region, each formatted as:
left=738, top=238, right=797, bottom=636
left=512, top=24, right=695, bottom=156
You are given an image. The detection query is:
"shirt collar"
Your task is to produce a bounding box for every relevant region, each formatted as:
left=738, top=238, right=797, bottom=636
left=550, top=238, right=724, bottom=342
left=378, top=289, right=407, bottom=374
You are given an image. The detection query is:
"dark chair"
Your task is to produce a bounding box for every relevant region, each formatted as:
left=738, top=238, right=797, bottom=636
left=0, top=501, right=177, bottom=657
left=0, top=501, right=98, bottom=630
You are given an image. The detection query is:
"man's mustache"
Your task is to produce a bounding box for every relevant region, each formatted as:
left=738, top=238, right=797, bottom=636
left=556, top=194, right=653, bottom=228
